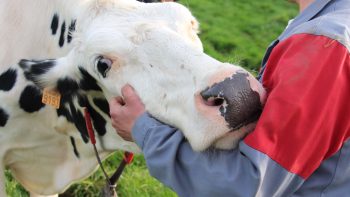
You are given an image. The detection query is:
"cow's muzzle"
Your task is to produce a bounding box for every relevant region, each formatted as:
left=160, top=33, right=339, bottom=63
left=200, top=72, right=264, bottom=130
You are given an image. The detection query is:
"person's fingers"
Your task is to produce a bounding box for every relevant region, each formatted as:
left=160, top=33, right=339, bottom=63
left=121, top=84, right=140, bottom=104
left=109, top=97, right=122, bottom=107
left=109, top=85, right=145, bottom=141
left=115, top=96, right=125, bottom=105
left=109, top=97, right=123, bottom=116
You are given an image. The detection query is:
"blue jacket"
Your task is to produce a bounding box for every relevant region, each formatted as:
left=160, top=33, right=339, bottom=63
left=132, top=0, right=350, bottom=196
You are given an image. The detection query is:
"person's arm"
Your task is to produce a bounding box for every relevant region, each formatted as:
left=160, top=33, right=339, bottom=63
left=132, top=113, right=305, bottom=197
left=112, top=33, right=350, bottom=196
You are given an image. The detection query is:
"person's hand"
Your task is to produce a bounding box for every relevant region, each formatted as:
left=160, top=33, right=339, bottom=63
left=109, top=84, right=145, bottom=141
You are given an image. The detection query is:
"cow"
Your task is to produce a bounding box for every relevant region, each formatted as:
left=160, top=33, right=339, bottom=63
left=0, top=0, right=266, bottom=196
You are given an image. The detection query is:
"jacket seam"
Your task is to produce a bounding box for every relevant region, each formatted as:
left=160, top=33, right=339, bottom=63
left=320, top=146, right=343, bottom=196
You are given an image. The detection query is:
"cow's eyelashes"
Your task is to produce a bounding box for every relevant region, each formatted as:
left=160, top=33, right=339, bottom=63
left=95, top=56, right=112, bottom=78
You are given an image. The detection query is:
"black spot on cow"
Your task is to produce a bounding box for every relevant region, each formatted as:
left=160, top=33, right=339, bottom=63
left=70, top=136, right=80, bottom=158
left=0, top=68, right=17, bottom=91
left=76, top=94, right=106, bottom=135
left=77, top=94, right=87, bottom=108
left=51, top=13, right=59, bottom=35
left=67, top=19, right=76, bottom=43
left=18, top=60, right=29, bottom=70
left=56, top=77, right=79, bottom=100
left=19, top=59, right=56, bottom=81
left=78, top=67, right=102, bottom=91
left=68, top=101, right=89, bottom=143
left=59, top=21, right=66, bottom=47
left=87, top=102, right=107, bottom=136
left=77, top=95, right=106, bottom=135
left=57, top=106, right=74, bottom=123
left=0, top=108, right=9, bottom=127
left=93, top=98, right=110, bottom=117
left=19, top=85, right=45, bottom=113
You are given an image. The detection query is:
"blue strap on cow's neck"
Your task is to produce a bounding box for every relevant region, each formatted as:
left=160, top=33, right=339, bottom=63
left=257, top=0, right=333, bottom=82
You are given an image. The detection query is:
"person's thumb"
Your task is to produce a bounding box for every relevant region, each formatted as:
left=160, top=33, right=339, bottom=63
left=121, top=84, right=141, bottom=104
left=109, top=97, right=124, bottom=115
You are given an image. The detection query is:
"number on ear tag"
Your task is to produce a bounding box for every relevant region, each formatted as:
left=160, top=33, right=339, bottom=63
left=42, top=88, right=61, bottom=109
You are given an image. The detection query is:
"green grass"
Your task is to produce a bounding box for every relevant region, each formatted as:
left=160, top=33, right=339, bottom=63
left=5, top=171, right=28, bottom=197
left=182, top=0, right=297, bottom=73
left=59, top=152, right=177, bottom=197
left=6, top=0, right=297, bottom=196
left=6, top=152, right=177, bottom=197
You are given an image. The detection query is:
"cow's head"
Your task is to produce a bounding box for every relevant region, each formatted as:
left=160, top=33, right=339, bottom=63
left=20, top=0, right=265, bottom=151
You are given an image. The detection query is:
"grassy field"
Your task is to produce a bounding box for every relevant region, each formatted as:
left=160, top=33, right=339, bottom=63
left=6, top=0, right=297, bottom=196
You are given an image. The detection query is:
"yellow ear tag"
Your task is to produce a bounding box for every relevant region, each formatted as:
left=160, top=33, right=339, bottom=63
left=42, top=88, right=61, bottom=109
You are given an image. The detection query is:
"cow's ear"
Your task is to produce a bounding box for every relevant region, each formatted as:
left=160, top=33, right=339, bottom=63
left=19, top=58, right=80, bottom=96
left=19, top=59, right=57, bottom=82
left=95, top=56, right=112, bottom=78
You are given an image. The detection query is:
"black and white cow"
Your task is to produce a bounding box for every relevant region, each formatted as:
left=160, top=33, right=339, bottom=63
left=0, top=0, right=265, bottom=196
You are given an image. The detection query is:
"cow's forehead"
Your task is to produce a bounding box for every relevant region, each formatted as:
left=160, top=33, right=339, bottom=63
left=110, top=1, right=196, bottom=22
left=140, top=2, right=198, bottom=25
left=80, top=1, right=197, bottom=28
left=74, top=3, right=201, bottom=64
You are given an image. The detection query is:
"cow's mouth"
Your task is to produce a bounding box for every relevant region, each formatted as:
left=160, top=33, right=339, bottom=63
left=212, top=121, right=257, bottom=150
left=216, top=109, right=261, bottom=149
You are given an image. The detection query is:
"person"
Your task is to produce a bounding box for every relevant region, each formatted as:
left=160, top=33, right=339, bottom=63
left=109, top=0, right=350, bottom=196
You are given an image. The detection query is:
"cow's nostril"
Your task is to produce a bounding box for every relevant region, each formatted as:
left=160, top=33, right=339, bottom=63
left=200, top=86, right=225, bottom=107
left=203, top=96, right=225, bottom=107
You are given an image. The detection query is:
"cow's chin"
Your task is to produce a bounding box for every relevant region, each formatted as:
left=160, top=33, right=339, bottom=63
left=212, top=122, right=257, bottom=150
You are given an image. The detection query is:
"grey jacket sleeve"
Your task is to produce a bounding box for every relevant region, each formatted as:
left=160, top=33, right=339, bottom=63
left=131, top=113, right=304, bottom=197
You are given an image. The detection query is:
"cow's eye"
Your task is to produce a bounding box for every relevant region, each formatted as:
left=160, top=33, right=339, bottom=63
left=96, top=56, right=112, bottom=78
